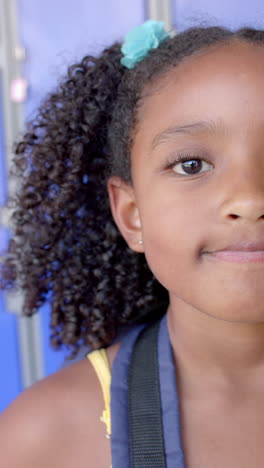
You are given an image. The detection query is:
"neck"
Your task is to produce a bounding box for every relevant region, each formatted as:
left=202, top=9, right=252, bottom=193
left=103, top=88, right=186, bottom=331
left=167, top=298, right=264, bottom=391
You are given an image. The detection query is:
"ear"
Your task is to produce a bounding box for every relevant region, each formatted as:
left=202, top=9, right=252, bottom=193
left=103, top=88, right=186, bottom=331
left=107, top=176, right=144, bottom=253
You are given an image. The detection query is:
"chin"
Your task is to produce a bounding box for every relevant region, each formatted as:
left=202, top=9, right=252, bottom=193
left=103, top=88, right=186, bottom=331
left=208, top=298, right=264, bottom=324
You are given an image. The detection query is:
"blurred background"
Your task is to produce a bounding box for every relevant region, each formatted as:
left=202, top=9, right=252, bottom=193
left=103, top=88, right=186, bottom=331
left=1, top=0, right=264, bottom=412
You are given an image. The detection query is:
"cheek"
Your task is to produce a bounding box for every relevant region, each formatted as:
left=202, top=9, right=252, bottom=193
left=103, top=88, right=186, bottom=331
left=140, top=191, right=203, bottom=290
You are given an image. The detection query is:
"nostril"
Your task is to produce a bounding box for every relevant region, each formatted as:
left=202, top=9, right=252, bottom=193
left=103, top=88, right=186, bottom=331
left=228, top=214, right=239, bottom=220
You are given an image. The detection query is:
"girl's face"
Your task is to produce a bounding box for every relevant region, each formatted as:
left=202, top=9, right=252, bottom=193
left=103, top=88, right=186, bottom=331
left=109, top=41, right=264, bottom=323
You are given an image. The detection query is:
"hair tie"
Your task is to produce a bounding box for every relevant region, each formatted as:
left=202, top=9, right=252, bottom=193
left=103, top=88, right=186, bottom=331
left=121, top=20, right=170, bottom=69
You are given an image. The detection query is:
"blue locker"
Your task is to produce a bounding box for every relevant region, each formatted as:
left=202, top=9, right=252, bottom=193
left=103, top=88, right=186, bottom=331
left=0, top=73, right=7, bottom=206
left=0, top=311, right=22, bottom=412
left=0, top=70, right=22, bottom=411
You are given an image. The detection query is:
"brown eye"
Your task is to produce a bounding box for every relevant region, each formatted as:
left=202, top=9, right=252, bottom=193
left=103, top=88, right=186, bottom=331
left=172, top=158, right=212, bottom=175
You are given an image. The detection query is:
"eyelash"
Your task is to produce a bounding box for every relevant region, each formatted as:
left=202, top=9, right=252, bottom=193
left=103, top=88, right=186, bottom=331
left=163, top=152, right=213, bottom=175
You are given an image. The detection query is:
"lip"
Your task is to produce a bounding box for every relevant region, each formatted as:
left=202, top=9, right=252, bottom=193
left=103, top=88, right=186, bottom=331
left=203, top=241, right=264, bottom=263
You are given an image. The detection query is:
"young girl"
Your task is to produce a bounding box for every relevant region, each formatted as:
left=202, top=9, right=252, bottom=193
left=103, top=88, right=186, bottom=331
left=1, top=19, right=264, bottom=468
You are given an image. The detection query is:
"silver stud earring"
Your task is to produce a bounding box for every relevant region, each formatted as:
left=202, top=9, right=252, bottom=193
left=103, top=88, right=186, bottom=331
left=138, top=240, right=143, bottom=245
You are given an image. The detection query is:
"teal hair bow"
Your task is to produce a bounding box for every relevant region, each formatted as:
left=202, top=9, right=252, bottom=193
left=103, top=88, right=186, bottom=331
left=121, top=20, right=170, bottom=69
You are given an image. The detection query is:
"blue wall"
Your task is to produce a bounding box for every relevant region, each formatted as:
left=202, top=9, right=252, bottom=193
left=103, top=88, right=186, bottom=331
left=173, top=0, right=264, bottom=30
left=18, top=0, right=146, bottom=114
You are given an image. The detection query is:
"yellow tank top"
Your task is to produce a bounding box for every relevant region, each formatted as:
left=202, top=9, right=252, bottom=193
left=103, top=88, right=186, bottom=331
left=87, top=349, right=112, bottom=438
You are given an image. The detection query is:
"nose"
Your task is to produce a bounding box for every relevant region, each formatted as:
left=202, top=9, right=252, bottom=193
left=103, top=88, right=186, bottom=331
left=220, top=173, right=264, bottom=223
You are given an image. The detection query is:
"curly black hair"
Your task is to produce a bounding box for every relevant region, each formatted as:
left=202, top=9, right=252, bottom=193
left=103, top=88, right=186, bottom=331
left=1, top=25, right=264, bottom=354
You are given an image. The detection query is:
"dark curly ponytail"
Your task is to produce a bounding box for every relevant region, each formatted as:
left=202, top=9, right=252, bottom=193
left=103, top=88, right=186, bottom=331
left=2, top=25, right=264, bottom=353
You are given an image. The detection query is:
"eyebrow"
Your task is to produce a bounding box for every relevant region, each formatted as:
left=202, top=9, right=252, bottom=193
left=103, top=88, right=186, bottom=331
left=151, top=119, right=225, bottom=150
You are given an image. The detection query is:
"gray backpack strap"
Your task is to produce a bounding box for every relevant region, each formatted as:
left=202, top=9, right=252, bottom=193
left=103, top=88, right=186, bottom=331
left=128, top=320, right=167, bottom=468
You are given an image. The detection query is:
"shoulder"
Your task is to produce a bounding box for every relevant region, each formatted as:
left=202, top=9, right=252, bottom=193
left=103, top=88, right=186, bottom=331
left=0, top=342, right=120, bottom=468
